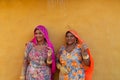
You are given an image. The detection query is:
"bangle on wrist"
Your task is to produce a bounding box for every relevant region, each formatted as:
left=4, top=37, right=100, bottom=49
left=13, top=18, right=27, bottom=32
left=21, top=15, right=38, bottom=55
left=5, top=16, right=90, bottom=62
left=47, top=59, right=52, bottom=64
left=83, top=54, right=89, bottom=59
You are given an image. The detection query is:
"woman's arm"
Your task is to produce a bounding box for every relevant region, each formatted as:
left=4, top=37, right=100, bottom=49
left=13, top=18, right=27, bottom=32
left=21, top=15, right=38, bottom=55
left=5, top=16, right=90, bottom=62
left=56, top=50, right=61, bottom=69
left=46, top=47, right=52, bottom=66
left=56, top=46, right=63, bottom=69
left=56, top=47, right=68, bottom=74
left=81, top=43, right=90, bottom=66
left=20, top=52, right=29, bottom=80
left=20, top=42, right=32, bottom=80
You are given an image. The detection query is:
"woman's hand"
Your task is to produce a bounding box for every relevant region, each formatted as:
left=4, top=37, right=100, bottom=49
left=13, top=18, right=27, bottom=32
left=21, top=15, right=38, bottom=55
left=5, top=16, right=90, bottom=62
left=47, top=47, right=52, bottom=57
left=81, top=43, right=90, bottom=66
left=81, top=43, right=88, bottom=55
left=57, top=63, right=68, bottom=74
left=60, top=66, right=68, bottom=74
left=46, top=47, right=52, bottom=64
left=81, top=43, right=88, bottom=52
left=20, top=75, right=25, bottom=80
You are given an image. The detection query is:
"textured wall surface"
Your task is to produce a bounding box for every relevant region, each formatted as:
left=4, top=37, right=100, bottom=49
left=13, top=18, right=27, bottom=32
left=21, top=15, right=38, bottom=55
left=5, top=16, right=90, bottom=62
left=0, top=0, right=120, bottom=80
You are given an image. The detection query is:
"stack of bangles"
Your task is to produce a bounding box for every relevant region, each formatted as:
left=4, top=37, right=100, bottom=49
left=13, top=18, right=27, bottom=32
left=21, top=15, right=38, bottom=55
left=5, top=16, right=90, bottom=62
left=83, top=54, right=89, bottom=59
left=47, top=59, right=52, bottom=64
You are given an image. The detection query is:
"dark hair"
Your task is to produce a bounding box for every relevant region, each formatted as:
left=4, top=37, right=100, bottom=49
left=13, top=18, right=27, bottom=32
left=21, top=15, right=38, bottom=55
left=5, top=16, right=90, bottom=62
left=65, top=31, right=71, bottom=37
left=34, top=28, right=39, bottom=33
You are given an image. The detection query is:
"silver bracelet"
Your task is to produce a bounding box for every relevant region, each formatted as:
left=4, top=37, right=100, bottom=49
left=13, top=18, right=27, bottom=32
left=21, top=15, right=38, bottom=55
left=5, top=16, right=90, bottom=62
left=83, top=54, right=89, bottom=59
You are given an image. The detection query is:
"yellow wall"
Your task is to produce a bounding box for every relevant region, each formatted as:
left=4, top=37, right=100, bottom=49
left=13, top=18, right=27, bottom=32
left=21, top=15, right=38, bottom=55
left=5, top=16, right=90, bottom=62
left=0, top=0, right=120, bottom=80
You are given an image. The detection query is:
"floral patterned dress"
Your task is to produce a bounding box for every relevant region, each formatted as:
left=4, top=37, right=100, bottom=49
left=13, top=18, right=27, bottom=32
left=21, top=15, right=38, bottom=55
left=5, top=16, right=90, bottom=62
left=58, top=44, right=85, bottom=80
left=25, top=42, right=51, bottom=80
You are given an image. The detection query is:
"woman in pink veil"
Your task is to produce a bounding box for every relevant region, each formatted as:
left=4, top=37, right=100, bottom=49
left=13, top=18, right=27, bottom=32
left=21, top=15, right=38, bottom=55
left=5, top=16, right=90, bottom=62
left=20, top=25, right=56, bottom=80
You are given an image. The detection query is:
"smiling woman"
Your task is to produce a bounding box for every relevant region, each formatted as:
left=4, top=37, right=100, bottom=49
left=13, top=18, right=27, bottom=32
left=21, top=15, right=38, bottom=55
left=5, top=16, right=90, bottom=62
left=56, top=30, right=94, bottom=80
left=34, top=29, right=45, bottom=43
left=20, top=25, right=56, bottom=80
left=0, top=0, right=120, bottom=80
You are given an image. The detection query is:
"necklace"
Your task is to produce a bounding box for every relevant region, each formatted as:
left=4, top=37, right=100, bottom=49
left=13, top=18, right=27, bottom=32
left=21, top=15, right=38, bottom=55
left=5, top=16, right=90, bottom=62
left=65, top=43, right=76, bottom=53
left=35, top=43, right=46, bottom=51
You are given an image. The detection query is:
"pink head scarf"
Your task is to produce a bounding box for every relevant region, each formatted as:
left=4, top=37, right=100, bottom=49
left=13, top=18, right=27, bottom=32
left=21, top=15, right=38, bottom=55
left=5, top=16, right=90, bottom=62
left=31, top=25, right=56, bottom=78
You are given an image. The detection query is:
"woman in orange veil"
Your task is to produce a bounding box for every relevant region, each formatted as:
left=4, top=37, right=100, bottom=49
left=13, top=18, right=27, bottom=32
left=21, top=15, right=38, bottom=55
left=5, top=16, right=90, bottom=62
left=56, top=30, right=94, bottom=80
left=69, top=30, right=94, bottom=80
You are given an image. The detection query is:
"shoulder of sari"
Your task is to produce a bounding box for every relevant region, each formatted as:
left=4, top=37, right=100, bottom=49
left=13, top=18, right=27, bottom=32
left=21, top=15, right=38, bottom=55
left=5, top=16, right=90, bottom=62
left=59, top=45, right=65, bottom=51
left=25, top=42, right=34, bottom=54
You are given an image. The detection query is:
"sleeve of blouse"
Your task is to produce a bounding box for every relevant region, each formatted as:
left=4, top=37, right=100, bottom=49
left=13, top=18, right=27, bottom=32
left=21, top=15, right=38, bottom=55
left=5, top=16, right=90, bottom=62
left=21, top=42, right=33, bottom=76
left=56, top=46, right=64, bottom=64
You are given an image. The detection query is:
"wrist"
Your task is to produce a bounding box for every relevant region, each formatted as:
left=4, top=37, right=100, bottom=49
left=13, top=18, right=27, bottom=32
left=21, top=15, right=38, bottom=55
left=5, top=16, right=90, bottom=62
left=82, top=54, right=89, bottom=59
left=47, top=56, right=52, bottom=61
left=47, top=59, right=52, bottom=64
left=47, top=56, right=51, bottom=59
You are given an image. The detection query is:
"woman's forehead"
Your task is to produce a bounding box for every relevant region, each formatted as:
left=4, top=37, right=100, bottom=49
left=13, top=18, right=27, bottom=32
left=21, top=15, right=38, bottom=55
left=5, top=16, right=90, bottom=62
left=35, top=29, right=43, bottom=33
left=66, top=32, right=74, bottom=36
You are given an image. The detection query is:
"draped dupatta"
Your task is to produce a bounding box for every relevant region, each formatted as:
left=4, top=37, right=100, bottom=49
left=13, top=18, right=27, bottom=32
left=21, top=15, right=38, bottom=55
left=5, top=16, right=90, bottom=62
left=31, top=25, right=56, bottom=79
left=68, top=30, right=94, bottom=80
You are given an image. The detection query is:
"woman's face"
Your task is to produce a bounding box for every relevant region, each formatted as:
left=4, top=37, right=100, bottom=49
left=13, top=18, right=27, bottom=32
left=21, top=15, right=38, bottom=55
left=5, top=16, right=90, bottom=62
left=65, top=32, right=77, bottom=45
left=34, top=29, right=44, bottom=42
